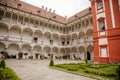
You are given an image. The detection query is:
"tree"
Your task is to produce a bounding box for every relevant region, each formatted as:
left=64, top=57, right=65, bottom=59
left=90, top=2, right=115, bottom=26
left=49, top=59, right=54, bottom=66
left=49, top=54, right=54, bottom=66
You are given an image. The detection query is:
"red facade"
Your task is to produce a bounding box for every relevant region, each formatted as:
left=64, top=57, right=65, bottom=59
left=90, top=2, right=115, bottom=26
left=91, top=0, right=120, bottom=63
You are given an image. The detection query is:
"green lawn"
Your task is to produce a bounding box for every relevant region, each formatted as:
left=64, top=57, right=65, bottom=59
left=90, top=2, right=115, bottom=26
left=51, top=62, right=119, bottom=80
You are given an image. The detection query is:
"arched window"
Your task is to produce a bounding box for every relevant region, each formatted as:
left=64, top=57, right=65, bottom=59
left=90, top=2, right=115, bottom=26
left=98, top=17, right=105, bottom=31
left=17, top=3, right=22, bottom=9
left=99, top=21, right=105, bottom=30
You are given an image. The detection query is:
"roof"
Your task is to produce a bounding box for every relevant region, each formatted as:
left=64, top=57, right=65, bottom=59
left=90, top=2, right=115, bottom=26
left=0, top=0, right=91, bottom=24
left=67, top=7, right=92, bottom=23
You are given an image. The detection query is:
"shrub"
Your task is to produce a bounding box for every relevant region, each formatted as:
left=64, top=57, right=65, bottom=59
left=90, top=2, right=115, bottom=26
left=84, top=68, right=117, bottom=77
left=67, top=67, right=78, bottom=71
left=0, top=59, right=6, bottom=68
left=0, top=51, right=8, bottom=58
left=0, top=68, right=20, bottom=80
left=49, top=59, right=54, bottom=66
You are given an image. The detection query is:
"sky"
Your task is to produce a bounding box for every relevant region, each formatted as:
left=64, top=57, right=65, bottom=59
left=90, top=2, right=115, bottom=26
left=21, top=0, right=91, bottom=18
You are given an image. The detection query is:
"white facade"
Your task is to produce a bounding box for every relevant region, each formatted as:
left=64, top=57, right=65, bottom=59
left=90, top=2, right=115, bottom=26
left=0, top=4, right=94, bottom=61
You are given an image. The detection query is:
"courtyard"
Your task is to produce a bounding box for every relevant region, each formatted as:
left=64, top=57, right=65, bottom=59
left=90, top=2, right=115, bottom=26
left=6, top=59, right=97, bottom=80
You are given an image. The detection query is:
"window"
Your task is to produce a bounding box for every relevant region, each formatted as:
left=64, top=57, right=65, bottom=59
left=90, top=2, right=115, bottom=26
left=62, top=41, right=64, bottom=45
left=50, top=40, right=53, bottom=45
left=98, top=17, right=105, bottom=31
left=0, top=10, right=4, bottom=19
left=34, top=37, right=38, bottom=43
left=99, top=20, right=105, bottom=31
left=67, top=41, right=69, bottom=45
left=101, top=48, right=107, bottom=57
left=97, top=1, right=103, bottom=9
left=17, top=3, right=22, bottom=9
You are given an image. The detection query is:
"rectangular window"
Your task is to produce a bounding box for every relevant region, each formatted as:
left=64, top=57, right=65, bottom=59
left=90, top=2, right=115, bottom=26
left=101, top=48, right=107, bottom=57
left=62, top=41, right=64, bottom=45
left=97, top=1, right=103, bottom=9
left=99, top=20, right=105, bottom=31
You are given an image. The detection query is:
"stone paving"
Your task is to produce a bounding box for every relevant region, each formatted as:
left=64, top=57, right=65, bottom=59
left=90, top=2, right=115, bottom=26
left=6, top=59, right=97, bottom=80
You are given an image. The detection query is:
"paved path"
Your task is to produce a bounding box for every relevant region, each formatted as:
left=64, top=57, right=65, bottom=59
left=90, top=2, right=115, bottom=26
left=6, top=59, right=96, bottom=80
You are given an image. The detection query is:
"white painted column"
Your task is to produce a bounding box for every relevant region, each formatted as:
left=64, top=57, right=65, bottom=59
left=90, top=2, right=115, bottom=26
left=109, top=0, right=115, bottom=28
left=10, top=12, right=13, bottom=24
left=3, top=9, right=6, bottom=18
left=17, top=12, right=19, bottom=24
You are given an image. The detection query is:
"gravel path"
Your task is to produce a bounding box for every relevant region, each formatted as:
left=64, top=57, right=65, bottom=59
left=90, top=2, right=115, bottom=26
left=6, top=59, right=97, bottom=80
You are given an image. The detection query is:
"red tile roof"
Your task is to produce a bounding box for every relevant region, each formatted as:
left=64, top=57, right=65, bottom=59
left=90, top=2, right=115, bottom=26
left=67, top=7, right=92, bottom=23
left=0, top=0, right=91, bottom=24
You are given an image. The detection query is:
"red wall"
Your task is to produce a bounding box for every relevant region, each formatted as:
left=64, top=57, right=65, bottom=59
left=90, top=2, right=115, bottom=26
left=108, top=28, right=120, bottom=63
left=91, top=0, right=120, bottom=63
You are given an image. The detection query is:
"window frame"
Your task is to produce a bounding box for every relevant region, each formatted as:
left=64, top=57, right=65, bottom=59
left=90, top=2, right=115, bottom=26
left=100, top=47, right=108, bottom=58
left=98, top=17, right=105, bottom=31
left=97, top=0, right=103, bottom=10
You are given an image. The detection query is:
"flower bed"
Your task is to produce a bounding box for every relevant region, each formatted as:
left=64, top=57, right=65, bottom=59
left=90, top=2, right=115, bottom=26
left=53, top=62, right=119, bottom=80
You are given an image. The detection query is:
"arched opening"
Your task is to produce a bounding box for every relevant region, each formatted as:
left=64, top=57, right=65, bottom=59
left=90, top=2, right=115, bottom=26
left=71, top=33, right=77, bottom=46
left=0, top=42, right=6, bottom=52
left=33, top=45, right=41, bottom=59
left=0, top=42, right=6, bottom=58
left=34, top=30, right=43, bottom=43
left=60, top=48, right=65, bottom=59
left=8, top=43, right=20, bottom=59
left=86, top=19, right=89, bottom=27
left=66, top=35, right=71, bottom=46
left=53, top=33, right=59, bottom=46
left=21, top=44, right=31, bottom=59
left=71, top=47, right=78, bottom=60
left=44, top=32, right=51, bottom=45
left=86, top=29, right=93, bottom=44
left=60, top=35, right=65, bottom=46
left=87, top=51, right=91, bottom=60
left=0, top=23, right=8, bottom=38
left=52, top=47, right=58, bottom=59
left=10, top=25, right=21, bottom=41
left=87, top=45, right=94, bottom=61
left=79, top=46, right=85, bottom=60
left=43, top=46, right=51, bottom=59
left=22, top=28, right=33, bottom=43
left=62, top=47, right=71, bottom=59
left=78, top=32, right=85, bottom=45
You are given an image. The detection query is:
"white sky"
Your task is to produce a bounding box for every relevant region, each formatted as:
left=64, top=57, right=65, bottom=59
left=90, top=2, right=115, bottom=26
left=21, top=0, right=91, bottom=18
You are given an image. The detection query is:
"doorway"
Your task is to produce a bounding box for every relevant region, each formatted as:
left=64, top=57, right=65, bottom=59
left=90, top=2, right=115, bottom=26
left=87, top=52, right=91, bottom=60
left=35, top=53, right=39, bottom=59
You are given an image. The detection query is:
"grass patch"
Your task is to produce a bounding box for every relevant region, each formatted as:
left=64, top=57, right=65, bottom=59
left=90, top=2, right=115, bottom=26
left=52, top=62, right=119, bottom=80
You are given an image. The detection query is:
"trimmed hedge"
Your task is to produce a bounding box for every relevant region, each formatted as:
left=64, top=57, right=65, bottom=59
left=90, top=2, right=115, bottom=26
left=54, top=62, right=119, bottom=79
left=67, top=67, right=78, bottom=71
left=84, top=68, right=117, bottom=77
